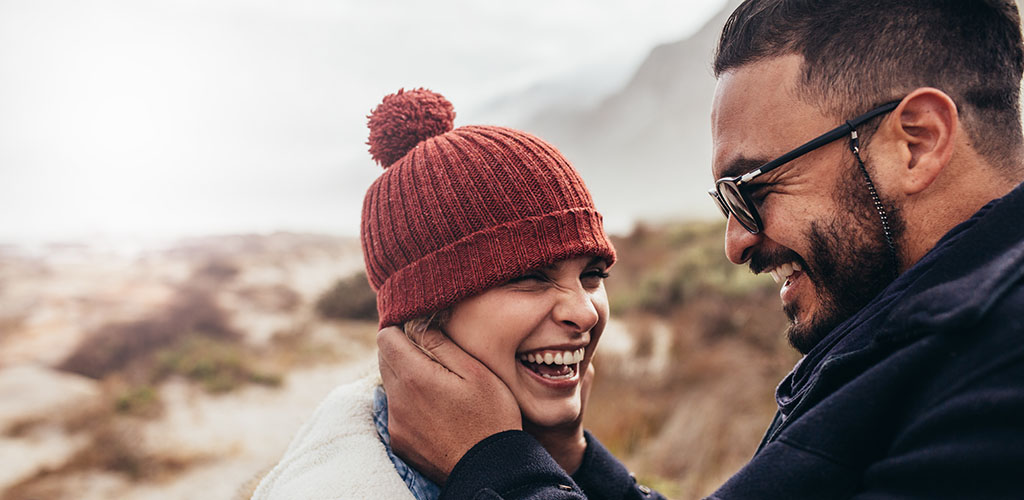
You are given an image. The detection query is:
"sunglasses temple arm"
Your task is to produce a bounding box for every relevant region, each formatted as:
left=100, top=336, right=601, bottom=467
left=754, top=125, right=853, bottom=179
left=759, top=101, right=901, bottom=179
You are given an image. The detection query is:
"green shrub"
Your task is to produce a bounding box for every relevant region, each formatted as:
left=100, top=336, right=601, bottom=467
left=315, top=272, right=378, bottom=321
left=156, top=335, right=281, bottom=393
left=114, top=385, right=160, bottom=416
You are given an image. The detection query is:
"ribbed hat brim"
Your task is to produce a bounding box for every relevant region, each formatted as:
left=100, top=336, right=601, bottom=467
left=375, top=207, right=615, bottom=327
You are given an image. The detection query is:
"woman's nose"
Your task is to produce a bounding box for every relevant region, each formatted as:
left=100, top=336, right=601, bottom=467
left=724, top=215, right=763, bottom=264
left=552, top=287, right=600, bottom=333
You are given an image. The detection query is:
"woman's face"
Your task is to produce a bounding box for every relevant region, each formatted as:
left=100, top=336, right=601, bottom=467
left=444, top=256, right=609, bottom=428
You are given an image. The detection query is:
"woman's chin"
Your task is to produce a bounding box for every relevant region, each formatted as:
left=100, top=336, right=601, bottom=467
left=521, top=403, right=581, bottom=429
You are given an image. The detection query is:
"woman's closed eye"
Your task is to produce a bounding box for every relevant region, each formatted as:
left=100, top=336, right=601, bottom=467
left=505, top=264, right=608, bottom=290
left=580, top=268, right=609, bottom=288
left=505, top=271, right=549, bottom=286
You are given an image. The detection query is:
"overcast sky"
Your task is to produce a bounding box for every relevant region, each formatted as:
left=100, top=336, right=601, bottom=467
left=0, top=0, right=726, bottom=246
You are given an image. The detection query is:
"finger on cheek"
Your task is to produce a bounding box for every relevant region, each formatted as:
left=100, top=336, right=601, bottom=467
left=378, top=349, right=396, bottom=385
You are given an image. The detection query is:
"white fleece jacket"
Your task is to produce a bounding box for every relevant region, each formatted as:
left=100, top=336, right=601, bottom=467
left=252, top=373, right=415, bottom=500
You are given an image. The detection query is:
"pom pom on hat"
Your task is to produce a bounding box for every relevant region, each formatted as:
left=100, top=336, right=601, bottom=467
left=367, top=88, right=455, bottom=168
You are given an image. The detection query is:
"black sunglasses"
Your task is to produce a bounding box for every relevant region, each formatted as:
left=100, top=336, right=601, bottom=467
left=709, top=100, right=901, bottom=234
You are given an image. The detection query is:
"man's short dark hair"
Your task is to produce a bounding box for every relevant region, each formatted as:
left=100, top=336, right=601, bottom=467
left=715, top=0, right=1024, bottom=172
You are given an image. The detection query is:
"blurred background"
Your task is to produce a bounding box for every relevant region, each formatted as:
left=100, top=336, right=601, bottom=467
left=0, top=0, right=806, bottom=498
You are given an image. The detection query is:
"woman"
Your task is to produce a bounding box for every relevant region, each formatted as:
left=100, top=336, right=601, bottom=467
left=252, top=88, right=615, bottom=499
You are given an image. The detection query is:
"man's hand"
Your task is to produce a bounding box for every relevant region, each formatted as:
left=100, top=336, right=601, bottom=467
left=377, top=326, right=522, bottom=485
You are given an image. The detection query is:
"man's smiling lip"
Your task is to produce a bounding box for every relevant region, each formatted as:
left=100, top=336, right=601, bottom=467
left=757, top=260, right=806, bottom=306
left=780, top=269, right=805, bottom=305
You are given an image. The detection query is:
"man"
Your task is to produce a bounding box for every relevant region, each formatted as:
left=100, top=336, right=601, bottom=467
left=377, top=1, right=1024, bottom=498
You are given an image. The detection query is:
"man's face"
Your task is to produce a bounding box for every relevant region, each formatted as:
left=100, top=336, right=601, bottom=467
left=710, top=55, right=902, bottom=354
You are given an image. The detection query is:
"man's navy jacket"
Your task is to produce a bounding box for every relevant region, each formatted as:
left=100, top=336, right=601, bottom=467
left=439, top=182, right=1024, bottom=500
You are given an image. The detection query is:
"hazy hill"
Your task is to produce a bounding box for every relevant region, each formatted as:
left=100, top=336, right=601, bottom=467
left=511, top=1, right=740, bottom=233
left=512, top=0, right=1024, bottom=235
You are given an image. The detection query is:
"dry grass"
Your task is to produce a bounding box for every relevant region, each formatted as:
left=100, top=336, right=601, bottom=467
left=57, top=284, right=238, bottom=380
left=55, top=256, right=301, bottom=395
left=6, top=225, right=801, bottom=499
left=2, top=235, right=370, bottom=499
left=3, top=417, right=210, bottom=500
left=0, top=313, right=25, bottom=344
left=2, top=375, right=213, bottom=500
left=235, top=284, right=301, bottom=313
left=266, top=319, right=377, bottom=368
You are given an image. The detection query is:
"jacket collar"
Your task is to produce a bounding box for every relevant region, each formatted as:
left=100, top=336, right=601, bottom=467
left=882, top=182, right=1024, bottom=341
left=776, top=181, right=1024, bottom=416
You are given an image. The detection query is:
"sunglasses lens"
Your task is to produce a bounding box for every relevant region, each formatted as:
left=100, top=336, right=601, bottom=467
left=719, top=182, right=760, bottom=232
left=708, top=190, right=730, bottom=217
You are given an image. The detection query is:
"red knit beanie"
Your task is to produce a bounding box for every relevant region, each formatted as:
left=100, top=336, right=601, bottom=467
left=361, top=88, right=616, bottom=327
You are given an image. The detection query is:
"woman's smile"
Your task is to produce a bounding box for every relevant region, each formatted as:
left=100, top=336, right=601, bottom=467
left=518, top=346, right=587, bottom=386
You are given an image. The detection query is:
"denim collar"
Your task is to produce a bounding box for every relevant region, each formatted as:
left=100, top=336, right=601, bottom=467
left=372, top=385, right=441, bottom=500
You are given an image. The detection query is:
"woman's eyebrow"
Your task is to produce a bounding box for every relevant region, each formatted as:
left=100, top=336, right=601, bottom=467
left=538, top=257, right=605, bottom=272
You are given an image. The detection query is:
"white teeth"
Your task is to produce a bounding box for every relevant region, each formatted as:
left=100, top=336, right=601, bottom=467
left=519, top=348, right=586, bottom=366
left=767, top=262, right=801, bottom=283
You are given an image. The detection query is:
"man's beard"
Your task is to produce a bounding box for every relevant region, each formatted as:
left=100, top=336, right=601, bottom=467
left=783, top=163, right=905, bottom=354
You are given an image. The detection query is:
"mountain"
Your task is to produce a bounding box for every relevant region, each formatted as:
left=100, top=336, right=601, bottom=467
left=511, top=1, right=739, bottom=234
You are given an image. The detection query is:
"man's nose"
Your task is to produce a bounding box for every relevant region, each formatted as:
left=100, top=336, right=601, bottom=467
left=724, top=215, right=762, bottom=264
left=552, top=287, right=600, bottom=334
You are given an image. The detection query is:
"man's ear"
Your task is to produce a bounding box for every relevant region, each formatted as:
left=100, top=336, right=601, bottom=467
left=880, top=88, right=958, bottom=195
